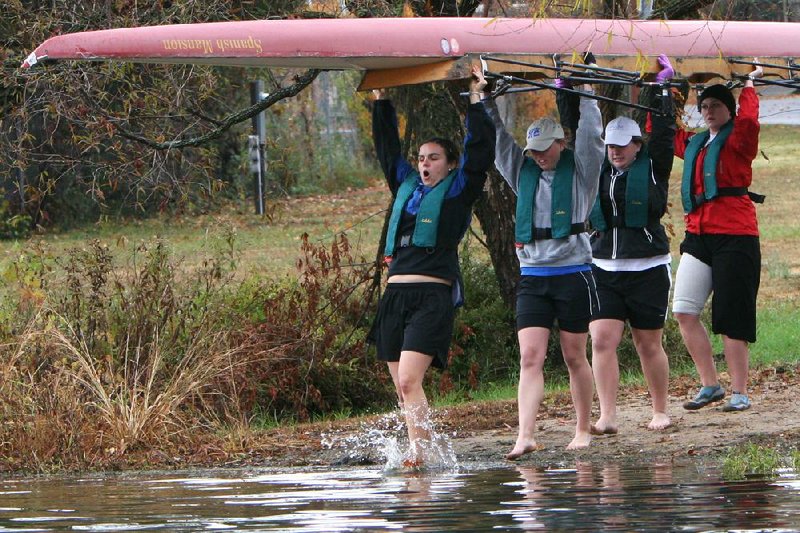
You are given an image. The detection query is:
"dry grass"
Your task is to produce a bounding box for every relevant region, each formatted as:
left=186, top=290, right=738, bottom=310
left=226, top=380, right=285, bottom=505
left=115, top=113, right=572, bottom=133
left=43, top=316, right=241, bottom=454
left=0, top=229, right=391, bottom=473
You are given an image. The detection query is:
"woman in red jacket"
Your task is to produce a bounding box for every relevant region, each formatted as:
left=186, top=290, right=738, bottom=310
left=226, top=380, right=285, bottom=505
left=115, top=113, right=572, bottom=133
left=673, top=64, right=763, bottom=412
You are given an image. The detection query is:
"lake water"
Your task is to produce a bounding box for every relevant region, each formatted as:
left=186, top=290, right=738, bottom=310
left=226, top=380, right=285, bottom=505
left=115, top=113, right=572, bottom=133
left=2, top=461, right=799, bottom=531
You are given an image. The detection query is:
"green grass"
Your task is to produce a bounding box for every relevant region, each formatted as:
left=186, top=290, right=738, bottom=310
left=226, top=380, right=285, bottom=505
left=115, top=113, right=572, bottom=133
left=722, top=443, right=785, bottom=480
left=433, top=381, right=517, bottom=407
left=0, top=186, right=388, bottom=302
left=761, top=225, right=800, bottom=240
left=751, top=305, right=800, bottom=365
left=432, top=374, right=572, bottom=408
left=705, top=304, right=800, bottom=366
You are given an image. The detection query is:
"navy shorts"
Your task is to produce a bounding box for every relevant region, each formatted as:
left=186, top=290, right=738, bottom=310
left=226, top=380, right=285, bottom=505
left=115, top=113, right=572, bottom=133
left=370, top=282, right=455, bottom=369
left=679, top=232, right=761, bottom=343
left=515, top=271, right=598, bottom=333
left=591, top=264, right=671, bottom=330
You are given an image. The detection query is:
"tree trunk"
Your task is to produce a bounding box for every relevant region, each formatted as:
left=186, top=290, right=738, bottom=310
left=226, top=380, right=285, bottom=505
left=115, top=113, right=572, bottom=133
left=469, top=93, right=519, bottom=307
left=473, top=170, right=520, bottom=308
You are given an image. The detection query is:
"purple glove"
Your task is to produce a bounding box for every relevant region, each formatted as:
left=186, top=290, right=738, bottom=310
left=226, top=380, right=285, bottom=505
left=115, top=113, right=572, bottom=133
left=656, top=54, right=674, bottom=82
left=554, top=77, right=572, bottom=89
left=749, top=57, right=764, bottom=80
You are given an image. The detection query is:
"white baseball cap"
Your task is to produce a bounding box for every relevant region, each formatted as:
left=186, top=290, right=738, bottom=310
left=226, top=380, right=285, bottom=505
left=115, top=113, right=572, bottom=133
left=524, top=118, right=565, bottom=152
left=604, top=117, right=642, bottom=146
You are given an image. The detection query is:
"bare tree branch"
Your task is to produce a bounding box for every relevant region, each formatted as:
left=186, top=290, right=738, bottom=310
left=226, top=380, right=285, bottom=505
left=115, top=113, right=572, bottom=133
left=650, top=0, right=717, bottom=19
left=116, top=68, right=321, bottom=150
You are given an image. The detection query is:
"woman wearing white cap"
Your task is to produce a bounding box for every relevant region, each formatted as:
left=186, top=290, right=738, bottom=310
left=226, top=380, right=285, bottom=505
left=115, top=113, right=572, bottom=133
left=484, top=78, right=604, bottom=457
left=588, top=55, right=676, bottom=435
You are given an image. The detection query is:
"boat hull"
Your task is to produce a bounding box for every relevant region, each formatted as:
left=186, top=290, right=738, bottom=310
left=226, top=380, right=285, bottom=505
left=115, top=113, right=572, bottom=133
left=22, top=17, right=800, bottom=87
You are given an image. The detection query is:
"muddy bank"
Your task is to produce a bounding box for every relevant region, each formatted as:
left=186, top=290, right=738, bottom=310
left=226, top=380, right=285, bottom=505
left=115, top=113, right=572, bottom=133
left=10, top=365, right=795, bottom=477
left=246, top=364, right=800, bottom=470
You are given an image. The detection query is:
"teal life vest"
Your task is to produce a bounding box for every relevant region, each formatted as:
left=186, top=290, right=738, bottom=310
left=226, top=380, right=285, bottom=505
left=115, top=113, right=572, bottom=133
left=681, top=120, right=734, bottom=214
left=515, top=151, right=577, bottom=242
left=384, top=170, right=457, bottom=257
left=589, top=148, right=651, bottom=231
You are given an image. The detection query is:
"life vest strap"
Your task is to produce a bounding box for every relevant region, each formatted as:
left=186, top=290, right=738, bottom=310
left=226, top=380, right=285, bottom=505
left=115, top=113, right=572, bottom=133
left=523, top=222, right=587, bottom=241
left=692, top=187, right=765, bottom=209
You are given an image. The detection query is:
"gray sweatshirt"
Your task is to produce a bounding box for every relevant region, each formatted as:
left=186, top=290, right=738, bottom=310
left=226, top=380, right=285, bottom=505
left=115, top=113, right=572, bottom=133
left=485, top=92, right=604, bottom=269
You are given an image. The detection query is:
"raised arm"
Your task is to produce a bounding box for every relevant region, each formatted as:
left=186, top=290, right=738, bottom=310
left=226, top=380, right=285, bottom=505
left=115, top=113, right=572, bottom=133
left=573, top=87, right=604, bottom=202
left=643, top=55, right=677, bottom=216
left=442, top=65, right=496, bottom=203
left=726, top=60, right=762, bottom=161
left=461, top=66, right=496, bottom=176
left=648, top=55, right=677, bottom=184
left=483, top=97, right=525, bottom=194
left=372, top=90, right=413, bottom=193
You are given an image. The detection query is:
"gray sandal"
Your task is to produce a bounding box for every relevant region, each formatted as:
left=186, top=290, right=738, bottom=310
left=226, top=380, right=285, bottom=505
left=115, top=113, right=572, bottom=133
left=683, top=384, right=725, bottom=410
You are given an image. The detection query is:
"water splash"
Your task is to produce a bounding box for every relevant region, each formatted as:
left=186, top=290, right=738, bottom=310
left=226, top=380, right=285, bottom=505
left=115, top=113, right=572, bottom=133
left=321, top=410, right=459, bottom=472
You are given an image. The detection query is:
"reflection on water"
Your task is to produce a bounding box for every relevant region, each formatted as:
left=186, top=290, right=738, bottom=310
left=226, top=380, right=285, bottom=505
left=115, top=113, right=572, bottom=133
left=1, top=462, right=799, bottom=531
left=497, top=462, right=800, bottom=531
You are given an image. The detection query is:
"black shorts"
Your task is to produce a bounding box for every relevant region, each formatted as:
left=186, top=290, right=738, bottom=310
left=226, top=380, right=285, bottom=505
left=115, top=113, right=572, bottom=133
left=515, top=271, right=598, bottom=333
left=369, top=282, right=455, bottom=369
left=591, top=264, right=671, bottom=330
left=680, top=232, right=761, bottom=342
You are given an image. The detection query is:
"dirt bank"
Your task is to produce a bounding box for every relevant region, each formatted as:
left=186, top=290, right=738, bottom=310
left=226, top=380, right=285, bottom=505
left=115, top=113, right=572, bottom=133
left=238, top=364, right=800, bottom=470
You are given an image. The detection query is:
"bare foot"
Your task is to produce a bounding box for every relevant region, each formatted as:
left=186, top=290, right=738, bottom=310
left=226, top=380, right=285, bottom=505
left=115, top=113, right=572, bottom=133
left=402, top=458, right=424, bottom=469
left=647, top=412, right=671, bottom=430
left=589, top=419, right=618, bottom=435
left=505, top=442, right=541, bottom=460
left=566, top=430, right=592, bottom=450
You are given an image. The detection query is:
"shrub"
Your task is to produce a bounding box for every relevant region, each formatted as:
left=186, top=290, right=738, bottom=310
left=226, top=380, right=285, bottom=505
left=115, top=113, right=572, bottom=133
left=0, top=194, right=32, bottom=240
left=0, top=236, right=250, bottom=470
left=227, top=233, right=396, bottom=425
left=446, top=245, right=518, bottom=393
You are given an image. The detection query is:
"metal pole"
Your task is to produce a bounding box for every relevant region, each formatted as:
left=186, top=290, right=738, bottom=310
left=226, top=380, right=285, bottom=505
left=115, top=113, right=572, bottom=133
left=319, top=72, right=335, bottom=177
left=249, top=80, right=266, bottom=215
left=247, top=135, right=263, bottom=215
left=638, top=0, right=653, bottom=18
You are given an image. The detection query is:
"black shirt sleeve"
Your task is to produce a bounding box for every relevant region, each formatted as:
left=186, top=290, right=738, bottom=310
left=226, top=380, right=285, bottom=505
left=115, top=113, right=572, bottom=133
left=372, top=99, right=405, bottom=195
left=458, top=102, right=496, bottom=204
left=647, top=92, right=677, bottom=216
